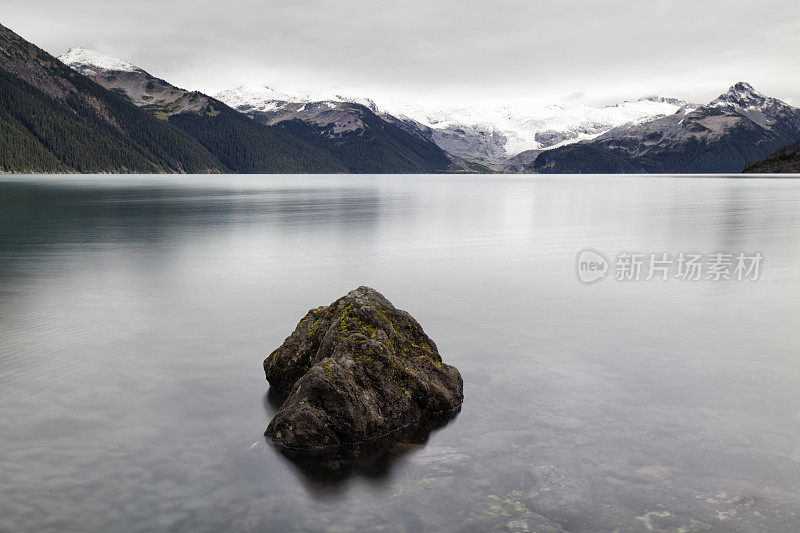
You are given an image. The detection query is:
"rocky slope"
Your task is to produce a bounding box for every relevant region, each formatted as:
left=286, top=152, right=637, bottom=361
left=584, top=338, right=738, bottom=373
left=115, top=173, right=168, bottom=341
left=60, top=48, right=211, bottom=117
left=531, top=83, right=800, bottom=174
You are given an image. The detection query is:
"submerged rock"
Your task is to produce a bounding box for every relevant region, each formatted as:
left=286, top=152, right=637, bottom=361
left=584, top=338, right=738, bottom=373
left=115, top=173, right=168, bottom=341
left=263, top=286, right=463, bottom=450
left=506, top=513, right=566, bottom=533
left=523, top=464, right=596, bottom=530
left=407, top=446, right=472, bottom=476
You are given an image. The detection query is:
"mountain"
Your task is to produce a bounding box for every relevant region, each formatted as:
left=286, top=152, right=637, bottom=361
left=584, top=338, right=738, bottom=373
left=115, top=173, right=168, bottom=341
left=378, top=97, right=688, bottom=170
left=216, top=86, right=688, bottom=171
left=744, top=140, right=800, bottom=173
left=58, top=48, right=345, bottom=173
left=60, top=51, right=450, bottom=174
left=0, top=24, right=224, bottom=173
left=8, top=23, right=796, bottom=176
left=60, top=48, right=211, bottom=117
left=215, top=86, right=451, bottom=173
left=530, top=83, right=800, bottom=174
left=219, top=82, right=800, bottom=175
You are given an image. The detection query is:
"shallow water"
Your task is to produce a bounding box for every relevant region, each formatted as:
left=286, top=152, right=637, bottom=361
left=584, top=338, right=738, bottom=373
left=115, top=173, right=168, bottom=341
left=1, top=174, right=799, bottom=532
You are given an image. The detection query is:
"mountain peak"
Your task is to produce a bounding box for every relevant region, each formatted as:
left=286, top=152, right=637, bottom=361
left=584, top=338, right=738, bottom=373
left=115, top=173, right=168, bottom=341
left=711, top=81, right=767, bottom=109
left=58, top=47, right=140, bottom=75
left=731, top=81, right=756, bottom=93
left=635, top=95, right=687, bottom=106
left=214, top=85, right=298, bottom=113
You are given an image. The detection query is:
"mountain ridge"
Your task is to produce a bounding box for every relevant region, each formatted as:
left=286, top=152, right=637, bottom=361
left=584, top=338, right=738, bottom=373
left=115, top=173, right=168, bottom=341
left=55, top=46, right=349, bottom=173
left=3, top=24, right=797, bottom=175
left=0, top=24, right=224, bottom=173
left=62, top=50, right=450, bottom=174
left=530, top=82, right=800, bottom=174
left=216, top=84, right=689, bottom=169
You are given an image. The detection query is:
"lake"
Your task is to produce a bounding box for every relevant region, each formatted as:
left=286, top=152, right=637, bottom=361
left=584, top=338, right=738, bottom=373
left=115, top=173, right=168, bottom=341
left=1, top=174, right=799, bottom=532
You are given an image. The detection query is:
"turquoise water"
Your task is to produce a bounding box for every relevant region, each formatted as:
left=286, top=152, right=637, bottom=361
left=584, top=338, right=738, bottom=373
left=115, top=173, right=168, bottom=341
left=1, top=174, right=799, bottom=532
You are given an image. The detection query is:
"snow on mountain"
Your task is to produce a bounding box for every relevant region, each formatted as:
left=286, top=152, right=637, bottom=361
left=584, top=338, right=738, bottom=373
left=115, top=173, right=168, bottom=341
left=216, top=85, right=383, bottom=134
left=215, top=85, right=687, bottom=167
left=58, top=48, right=210, bottom=116
left=58, top=47, right=140, bottom=76
left=216, top=85, right=378, bottom=114
left=214, top=85, right=295, bottom=113
left=530, top=82, right=800, bottom=174
left=55, top=50, right=689, bottom=167
left=709, top=81, right=769, bottom=110
left=707, top=81, right=797, bottom=129
left=380, top=96, right=687, bottom=156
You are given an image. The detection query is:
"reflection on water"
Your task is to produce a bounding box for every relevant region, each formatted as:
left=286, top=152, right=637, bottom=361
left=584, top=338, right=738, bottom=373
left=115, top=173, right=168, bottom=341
left=269, top=409, right=461, bottom=492
left=264, top=388, right=286, bottom=415
left=261, top=350, right=462, bottom=489
left=1, top=174, right=800, bottom=532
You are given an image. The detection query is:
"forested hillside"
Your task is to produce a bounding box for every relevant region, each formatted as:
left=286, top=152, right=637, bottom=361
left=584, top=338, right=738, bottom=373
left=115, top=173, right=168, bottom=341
left=0, top=23, right=345, bottom=174
left=744, top=140, right=800, bottom=173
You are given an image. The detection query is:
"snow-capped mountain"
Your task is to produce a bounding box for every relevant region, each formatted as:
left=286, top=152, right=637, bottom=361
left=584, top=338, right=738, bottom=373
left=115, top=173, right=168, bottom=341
left=58, top=48, right=210, bottom=115
left=380, top=96, right=687, bottom=154
left=56, top=49, right=450, bottom=173
left=531, top=82, right=800, bottom=174
left=54, top=47, right=800, bottom=175
left=214, top=85, right=451, bottom=171
left=52, top=46, right=354, bottom=172
left=216, top=85, right=379, bottom=115
left=59, top=47, right=141, bottom=76
left=707, top=81, right=799, bottom=128
left=215, top=85, right=687, bottom=169
left=711, top=81, right=780, bottom=110
left=215, top=85, right=379, bottom=133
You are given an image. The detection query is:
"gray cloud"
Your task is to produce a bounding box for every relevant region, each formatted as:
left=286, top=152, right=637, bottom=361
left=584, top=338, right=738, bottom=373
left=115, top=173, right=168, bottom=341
left=2, top=0, right=799, bottom=106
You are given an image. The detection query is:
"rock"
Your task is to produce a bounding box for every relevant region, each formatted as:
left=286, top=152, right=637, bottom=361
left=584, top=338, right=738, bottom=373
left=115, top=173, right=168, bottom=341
left=407, top=446, right=472, bottom=476
left=506, top=512, right=567, bottom=533
left=263, top=286, right=463, bottom=450
left=615, top=510, right=696, bottom=533
left=523, top=464, right=596, bottom=530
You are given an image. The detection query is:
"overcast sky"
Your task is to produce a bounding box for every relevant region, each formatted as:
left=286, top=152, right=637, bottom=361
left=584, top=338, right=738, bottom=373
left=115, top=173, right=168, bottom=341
left=3, top=0, right=799, bottom=107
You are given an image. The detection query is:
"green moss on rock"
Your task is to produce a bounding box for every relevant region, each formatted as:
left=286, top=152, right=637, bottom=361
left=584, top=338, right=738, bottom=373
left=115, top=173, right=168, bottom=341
left=263, top=286, right=463, bottom=450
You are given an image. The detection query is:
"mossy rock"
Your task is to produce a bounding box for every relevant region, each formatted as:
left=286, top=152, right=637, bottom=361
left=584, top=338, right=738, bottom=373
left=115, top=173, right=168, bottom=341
left=264, top=286, right=463, bottom=450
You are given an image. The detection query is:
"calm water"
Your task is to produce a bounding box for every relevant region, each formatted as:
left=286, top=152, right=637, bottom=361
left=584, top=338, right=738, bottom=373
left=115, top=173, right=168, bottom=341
left=1, top=174, right=800, bottom=532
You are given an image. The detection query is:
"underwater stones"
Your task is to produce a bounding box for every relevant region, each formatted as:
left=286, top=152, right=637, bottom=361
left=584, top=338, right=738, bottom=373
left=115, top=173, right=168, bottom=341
left=523, top=464, right=596, bottom=530
left=263, top=286, right=463, bottom=450
left=506, top=512, right=567, bottom=533
left=408, top=446, right=472, bottom=476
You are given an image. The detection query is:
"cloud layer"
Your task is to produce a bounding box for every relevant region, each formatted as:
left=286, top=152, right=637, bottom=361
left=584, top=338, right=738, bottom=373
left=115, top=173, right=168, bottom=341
left=3, top=0, right=799, bottom=106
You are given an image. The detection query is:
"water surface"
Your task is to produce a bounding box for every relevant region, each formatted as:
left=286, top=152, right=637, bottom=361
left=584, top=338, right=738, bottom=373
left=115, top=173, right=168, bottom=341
left=1, top=174, right=800, bottom=532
